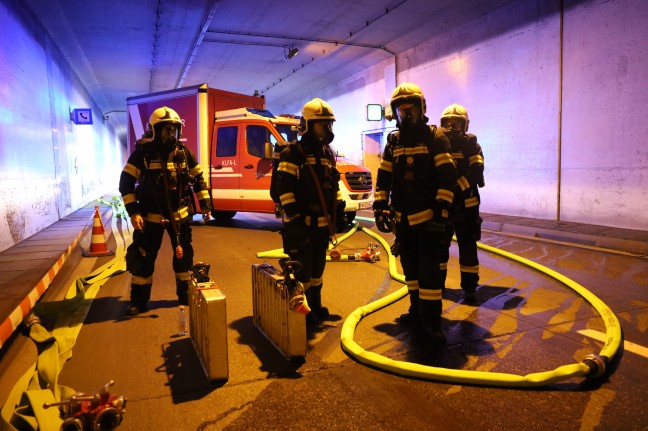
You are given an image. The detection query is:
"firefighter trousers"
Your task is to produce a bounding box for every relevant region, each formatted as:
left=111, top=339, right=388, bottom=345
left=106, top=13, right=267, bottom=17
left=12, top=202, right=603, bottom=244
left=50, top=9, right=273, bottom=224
left=126, top=219, right=194, bottom=306
left=286, top=225, right=330, bottom=309
left=396, top=221, right=447, bottom=324
left=442, top=210, right=481, bottom=292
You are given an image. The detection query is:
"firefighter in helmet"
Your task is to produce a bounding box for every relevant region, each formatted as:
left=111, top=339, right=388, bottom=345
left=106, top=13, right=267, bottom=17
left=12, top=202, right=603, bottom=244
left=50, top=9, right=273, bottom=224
left=373, top=83, right=457, bottom=342
left=275, top=98, right=345, bottom=325
left=440, top=103, right=484, bottom=302
left=119, top=106, right=212, bottom=316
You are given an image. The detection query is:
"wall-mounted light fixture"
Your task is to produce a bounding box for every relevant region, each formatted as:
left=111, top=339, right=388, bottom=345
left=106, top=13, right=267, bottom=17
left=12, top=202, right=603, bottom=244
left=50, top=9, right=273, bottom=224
left=366, top=104, right=383, bottom=121
left=284, top=45, right=299, bottom=61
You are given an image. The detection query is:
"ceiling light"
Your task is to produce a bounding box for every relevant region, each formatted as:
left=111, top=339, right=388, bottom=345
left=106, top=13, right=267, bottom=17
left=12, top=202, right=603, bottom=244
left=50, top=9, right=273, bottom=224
left=285, top=46, right=299, bottom=61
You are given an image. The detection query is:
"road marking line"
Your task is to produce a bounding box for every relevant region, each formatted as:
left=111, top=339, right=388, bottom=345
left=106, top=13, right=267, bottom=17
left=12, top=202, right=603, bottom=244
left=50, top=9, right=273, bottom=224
left=577, top=329, right=648, bottom=358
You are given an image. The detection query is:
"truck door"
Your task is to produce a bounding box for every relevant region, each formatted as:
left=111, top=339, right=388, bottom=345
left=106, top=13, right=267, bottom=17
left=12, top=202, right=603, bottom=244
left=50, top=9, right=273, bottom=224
left=239, top=124, right=275, bottom=212
left=210, top=125, right=240, bottom=211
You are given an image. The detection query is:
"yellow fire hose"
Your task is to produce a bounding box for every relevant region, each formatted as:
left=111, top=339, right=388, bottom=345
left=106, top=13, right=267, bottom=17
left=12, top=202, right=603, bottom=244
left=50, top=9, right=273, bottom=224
left=257, top=219, right=621, bottom=386
left=1, top=203, right=130, bottom=431
left=340, top=225, right=620, bottom=387
left=255, top=220, right=361, bottom=260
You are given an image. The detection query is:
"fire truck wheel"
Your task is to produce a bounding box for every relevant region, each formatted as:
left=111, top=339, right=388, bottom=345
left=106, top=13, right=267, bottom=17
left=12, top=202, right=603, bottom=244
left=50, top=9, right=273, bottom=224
left=344, top=211, right=356, bottom=225
left=211, top=210, right=237, bottom=220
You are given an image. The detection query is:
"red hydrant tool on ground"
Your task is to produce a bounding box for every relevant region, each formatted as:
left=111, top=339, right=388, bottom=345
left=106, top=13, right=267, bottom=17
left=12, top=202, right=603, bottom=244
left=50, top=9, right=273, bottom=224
left=43, top=380, right=126, bottom=431
left=329, top=243, right=381, bottom=262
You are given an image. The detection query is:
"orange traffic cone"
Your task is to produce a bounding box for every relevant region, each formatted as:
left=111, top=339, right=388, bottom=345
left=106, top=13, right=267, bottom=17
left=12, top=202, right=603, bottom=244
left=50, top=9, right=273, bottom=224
left=82, top=206, right=115, bottom=257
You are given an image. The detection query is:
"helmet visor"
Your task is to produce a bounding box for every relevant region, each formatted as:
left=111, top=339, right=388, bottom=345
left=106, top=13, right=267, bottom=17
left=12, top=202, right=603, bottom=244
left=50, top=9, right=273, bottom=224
left=311, top=120, right=334, bottom=144
left=442, top=117, right=465, bottom=134
left=395, top=101, right=421, bottom=126
left=159, top=123, right=180, bottom=143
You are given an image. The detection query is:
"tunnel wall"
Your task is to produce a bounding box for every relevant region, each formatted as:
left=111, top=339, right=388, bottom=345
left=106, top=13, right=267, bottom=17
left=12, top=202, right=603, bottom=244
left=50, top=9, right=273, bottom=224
left=0, top=1, right=125, bottom=252
left=280, top=0, right=648, bottom=231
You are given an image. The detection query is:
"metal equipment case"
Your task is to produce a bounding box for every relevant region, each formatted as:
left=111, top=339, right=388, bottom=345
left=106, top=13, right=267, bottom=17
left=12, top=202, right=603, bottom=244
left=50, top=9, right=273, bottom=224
left=251, top=263, right=306, bottom=358
left=188, top=275, right=229, bottom=380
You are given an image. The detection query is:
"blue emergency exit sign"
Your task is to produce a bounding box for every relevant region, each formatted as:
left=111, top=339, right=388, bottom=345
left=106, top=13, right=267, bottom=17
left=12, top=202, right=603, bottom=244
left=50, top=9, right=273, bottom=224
left=72, top=108, right=93, bottom=125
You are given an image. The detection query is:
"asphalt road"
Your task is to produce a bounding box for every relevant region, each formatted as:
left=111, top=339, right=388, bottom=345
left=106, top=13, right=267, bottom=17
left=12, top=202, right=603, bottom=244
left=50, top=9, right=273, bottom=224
left=2, top=212, right=647, bottom=431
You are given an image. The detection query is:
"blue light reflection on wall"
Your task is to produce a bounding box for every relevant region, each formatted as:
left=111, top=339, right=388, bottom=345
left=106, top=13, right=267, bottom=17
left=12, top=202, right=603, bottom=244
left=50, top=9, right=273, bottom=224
left=0, top=0, right=125, bottom=251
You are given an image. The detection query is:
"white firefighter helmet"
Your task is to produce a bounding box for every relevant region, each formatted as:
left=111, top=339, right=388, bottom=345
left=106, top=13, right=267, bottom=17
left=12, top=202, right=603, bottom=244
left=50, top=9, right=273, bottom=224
left=148, top=106, right=183, bottom=140
left=297, top=98, right=336, bottom=136
left=389, top=82, right=427, bottom=125
left=440, top=103, right=469, bottom=133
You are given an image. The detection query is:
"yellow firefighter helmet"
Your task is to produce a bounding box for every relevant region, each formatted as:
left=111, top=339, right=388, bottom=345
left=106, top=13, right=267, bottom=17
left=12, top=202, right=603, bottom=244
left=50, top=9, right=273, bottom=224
left=440, top=103, right=469, bottom=133
left=390, top=82, right=426, bottom=113
left=148, top=106, right=183, bottom=140
left=297, top=98, right=336, bottom=135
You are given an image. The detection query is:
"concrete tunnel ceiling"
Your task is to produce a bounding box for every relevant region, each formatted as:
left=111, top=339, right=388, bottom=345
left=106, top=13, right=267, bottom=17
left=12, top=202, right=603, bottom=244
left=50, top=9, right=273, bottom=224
left=22, top=0, right=588, bottom=139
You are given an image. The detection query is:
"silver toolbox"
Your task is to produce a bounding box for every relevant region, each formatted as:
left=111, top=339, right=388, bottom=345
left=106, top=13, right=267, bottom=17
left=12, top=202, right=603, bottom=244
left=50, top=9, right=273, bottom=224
left=189, top=275, right=228, bottom=380
left=251, top=263, right=306, bottom=359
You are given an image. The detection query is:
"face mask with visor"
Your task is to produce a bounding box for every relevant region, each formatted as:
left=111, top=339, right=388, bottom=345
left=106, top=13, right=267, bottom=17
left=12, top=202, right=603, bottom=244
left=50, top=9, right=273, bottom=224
left=396, top=101, right=421, bottom=126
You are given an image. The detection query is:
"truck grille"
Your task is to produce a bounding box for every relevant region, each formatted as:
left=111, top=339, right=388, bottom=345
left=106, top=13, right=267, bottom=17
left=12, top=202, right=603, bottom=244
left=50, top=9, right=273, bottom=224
left=345, top=172, right=373, bottom=191
left=348, top=192, right=372, bottom=201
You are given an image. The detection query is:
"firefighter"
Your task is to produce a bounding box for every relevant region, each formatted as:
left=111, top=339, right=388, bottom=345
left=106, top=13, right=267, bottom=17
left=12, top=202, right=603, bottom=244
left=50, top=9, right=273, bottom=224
left=440, top=104, right=484, bottom=302
left=374, top=83, right=457, bottom=342
left=119, top=106, right=212, bottom=316
left=275, top=98, right=345, bottom=325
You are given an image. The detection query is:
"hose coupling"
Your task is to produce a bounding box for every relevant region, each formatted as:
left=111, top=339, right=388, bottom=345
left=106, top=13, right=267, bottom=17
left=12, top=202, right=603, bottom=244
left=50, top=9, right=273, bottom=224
left=21, top=313, right=42, bottom=336
left=582, top=354, right=607, bottom=378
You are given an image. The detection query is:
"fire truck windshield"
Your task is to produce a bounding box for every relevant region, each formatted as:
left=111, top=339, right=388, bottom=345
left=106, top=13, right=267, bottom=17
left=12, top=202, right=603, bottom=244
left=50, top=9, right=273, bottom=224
left=274, top=123, right=299, bottom=142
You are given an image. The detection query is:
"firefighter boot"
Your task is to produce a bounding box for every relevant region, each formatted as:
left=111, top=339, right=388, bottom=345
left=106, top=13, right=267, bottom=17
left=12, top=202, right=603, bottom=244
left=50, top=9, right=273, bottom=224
left=176, top=279, right=189, bottom=306
left=127, top=283, right=152, bottom=316
left=418, top=299, right=446, bottom=344
left=309, top=284, right=329, bottom=321
left=305, top=289, right=319, bottom=326
left=397, top=290, right=419, bottom=325
left=461, top=271, right=479, bottom=304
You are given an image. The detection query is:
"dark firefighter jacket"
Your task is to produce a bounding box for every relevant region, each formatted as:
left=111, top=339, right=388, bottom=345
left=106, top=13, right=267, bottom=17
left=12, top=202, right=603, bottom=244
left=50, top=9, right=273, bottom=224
left=275, top=134, right=342, bottom=227
left=447, top=132, right=484, bottom=210
left=119, top=140, right=211, bottom=223
left=374, top=125, right=457, bottom=226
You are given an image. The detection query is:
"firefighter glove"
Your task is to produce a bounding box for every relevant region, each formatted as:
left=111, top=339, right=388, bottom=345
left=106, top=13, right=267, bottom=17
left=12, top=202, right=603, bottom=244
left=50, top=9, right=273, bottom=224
left=390, top=239, right=401, bottom=257
left=373, top=199, right=389, bottom=212
left=374, top=209, right=393, bottom=233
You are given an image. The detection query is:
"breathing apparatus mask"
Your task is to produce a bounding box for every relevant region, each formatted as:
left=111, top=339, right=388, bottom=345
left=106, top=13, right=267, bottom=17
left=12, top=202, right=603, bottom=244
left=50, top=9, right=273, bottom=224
left=440, top=117, right=465, bottom=139
left=395, top=100, right=422, bottom=129
left=311, top=120, right=335, bottom=145
left=156, top=122, right=180, bottom=151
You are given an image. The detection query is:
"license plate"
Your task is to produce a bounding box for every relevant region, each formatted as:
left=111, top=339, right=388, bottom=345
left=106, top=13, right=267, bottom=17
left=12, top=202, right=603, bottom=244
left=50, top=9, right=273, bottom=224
left=358, top=201, right=372, bottom=210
